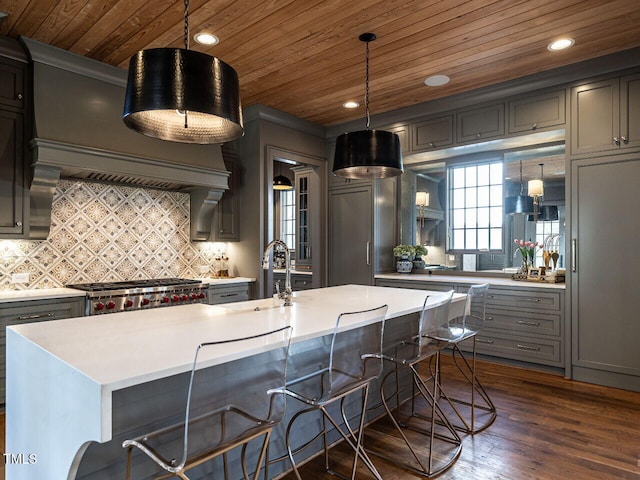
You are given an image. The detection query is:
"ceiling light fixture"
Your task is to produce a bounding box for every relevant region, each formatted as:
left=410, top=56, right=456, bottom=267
left=332, top=33, right=403, bottom=179
left=122, top=0, right=243, bottom=144
left=547, top=38, right=575, bottom=51
left=273, top=162, right=293, bottom=191
left=424, top=74, right=450, bottom=87
left=343, top=101, right=360, bottom=109
left=194, top=32, right=219, bottom=46
left=505, top=160, right=534, bottom=215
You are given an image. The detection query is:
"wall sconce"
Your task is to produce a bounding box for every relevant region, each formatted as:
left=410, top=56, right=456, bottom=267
left=416, top=191, right=429, bottom=227
left=528, top=163, right=545, bottom=220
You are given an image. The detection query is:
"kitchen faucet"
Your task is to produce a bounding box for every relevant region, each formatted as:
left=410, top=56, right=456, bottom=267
left=262, top=240, right=293, bottom=306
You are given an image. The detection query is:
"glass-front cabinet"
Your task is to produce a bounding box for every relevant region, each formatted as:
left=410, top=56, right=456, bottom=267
left=292, top=165, right=317, bottom=269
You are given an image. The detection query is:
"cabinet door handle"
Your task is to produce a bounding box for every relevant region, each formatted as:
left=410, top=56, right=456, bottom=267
left=517, top=343, right=541, bottom=352
left=532, top=122, right=538, bottom=130
left=517, top=320, right=541, bottom=326
left=572, top=238, right=577, bottom=273
left=220, top=293, right=239, bottom=298
left=17, top=93, right=23, bottom=100
left=621, top=135, right=628, bottom=144
left=517, top=297, right=541, bottom=303
left=485, top=316, right=494, bottom=321
left=15, top=221, right=22, bottom=227
left=366, top=241, right=371, bottom=266
left=477, top=338, right=494, bottom=344
left=613, top=137, right=620, bottom=145
left=17, top=313, right=55, bottom=321
left=428, top=142, right=435, bottom=148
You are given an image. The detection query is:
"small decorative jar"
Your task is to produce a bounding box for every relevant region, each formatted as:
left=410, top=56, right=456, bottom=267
left=412, top=256, right=426, bottom=271
left=396, top=254, right=413, bottom=274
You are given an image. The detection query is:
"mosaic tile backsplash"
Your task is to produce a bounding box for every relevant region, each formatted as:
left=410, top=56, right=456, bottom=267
left=0, top=180, right=224, bottom=291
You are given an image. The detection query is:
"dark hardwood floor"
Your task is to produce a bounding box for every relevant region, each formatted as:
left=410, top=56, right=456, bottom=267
left=279, top=356, right=640, bottom=479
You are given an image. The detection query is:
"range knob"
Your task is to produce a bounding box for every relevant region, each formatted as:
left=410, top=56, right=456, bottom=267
left=124, top=299, right=134, bottom=308
left=106, top=301, right=116, bottom=310
left=198, top=292, right=206, bottom=299
left=172, top=295, right=180, bottom=303
left=141, top=298, right=151, bottom=306
left=95, top=302, right=105, bottom=311
left=181, top=294, right=189, bottom=301
left=190, top=293, right=198, bottom=300
left=161, top=296, right=170, bottom=304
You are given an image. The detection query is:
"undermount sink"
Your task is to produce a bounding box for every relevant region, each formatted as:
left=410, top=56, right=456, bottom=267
left=222, top=297, right=287, bottom=312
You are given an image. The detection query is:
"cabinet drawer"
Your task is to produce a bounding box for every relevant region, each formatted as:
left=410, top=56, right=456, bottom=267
left=485, top=288, right=561, bottom=311
left=484, top=309, right=561, bottom=337
left=292, top=275, right=313, bottom=290
left=0, top=298, right=85, bottom=326
left=208, top=285, right=249, bottom=305
left=459, top=331, right=561, bottom=366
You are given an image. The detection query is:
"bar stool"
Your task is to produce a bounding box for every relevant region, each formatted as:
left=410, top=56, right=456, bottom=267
left=282, top=304, right=388, bottom=480
left=370, top=290, right=462, bottom=478
left=122, top=325, right=292, bottom=480
left=433, top=283, right=496, bottom=434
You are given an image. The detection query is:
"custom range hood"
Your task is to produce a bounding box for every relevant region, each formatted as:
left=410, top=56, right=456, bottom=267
left=21, top=37, right=229, bottom=241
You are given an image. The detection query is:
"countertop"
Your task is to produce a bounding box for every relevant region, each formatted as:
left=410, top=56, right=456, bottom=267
left=8, top=284, right=466, bottom=391
left=0, top=278, right=256, bottom=304
left=0, top=288, right=87, bottom=304
left=376, top=273, right=566, bottom=290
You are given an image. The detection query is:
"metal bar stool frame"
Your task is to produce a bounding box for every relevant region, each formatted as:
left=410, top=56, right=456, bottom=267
left=280, top=304, right=388, bottom=480
left=372, top=290, right=463, bottom=478
left=431, top=283, right=497, bottom=434
left=122, top=325, right=293, bottom=480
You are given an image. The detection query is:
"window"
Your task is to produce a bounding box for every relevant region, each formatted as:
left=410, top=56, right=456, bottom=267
left=534, top=220, right=560, bottom=267
left=279, top=189, right=296, bottom=250
left=448, top=160, right=503, bottom=253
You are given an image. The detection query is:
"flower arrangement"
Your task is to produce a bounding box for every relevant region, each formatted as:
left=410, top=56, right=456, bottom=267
left=414, top=245, right=428, bottom=257
left=393, top=244, right=416, bottom=258
left=514, top=239, right=541, bottom=264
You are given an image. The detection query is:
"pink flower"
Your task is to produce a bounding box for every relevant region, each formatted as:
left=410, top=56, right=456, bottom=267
left=525, top=241, right=531, bottom=247
left=514, top=239, right=519, bottom=244
left=538, top=244, right=543, bottom=249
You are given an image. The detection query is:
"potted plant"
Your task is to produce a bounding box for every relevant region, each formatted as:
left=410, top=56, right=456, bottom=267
left=393, top=244, right=415, bottom=273
left=413, top=245, right=428, bottom=270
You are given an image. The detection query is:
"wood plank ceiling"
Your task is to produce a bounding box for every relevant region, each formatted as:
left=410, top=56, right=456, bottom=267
left=2, top=0, right=640, bottom=126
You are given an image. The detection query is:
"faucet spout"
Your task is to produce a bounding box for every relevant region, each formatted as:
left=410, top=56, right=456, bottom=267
left=262, top=240, right=293, bottom=306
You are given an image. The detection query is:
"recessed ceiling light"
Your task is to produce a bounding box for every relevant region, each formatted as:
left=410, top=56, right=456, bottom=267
left=424, top=74, right=450, bottom=87
left=547, top=38, right=575, bottom=51
left=343, top=101, right=360, bottom=109
left=194, top=32, right=219, bottom=46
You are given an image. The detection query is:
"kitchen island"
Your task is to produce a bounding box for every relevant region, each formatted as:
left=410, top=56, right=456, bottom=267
left=6, top=284, right=466, bottom=480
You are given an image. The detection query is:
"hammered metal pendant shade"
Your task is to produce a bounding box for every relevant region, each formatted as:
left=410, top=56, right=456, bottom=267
left=123, top=48, right=243, bottom=144
left=333, top=129, right=403, bottom=179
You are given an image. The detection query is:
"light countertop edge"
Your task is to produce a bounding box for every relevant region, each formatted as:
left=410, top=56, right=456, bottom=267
left=0, top=288, right=88, bottom=303
left=375, top=273, right=566, bottom=289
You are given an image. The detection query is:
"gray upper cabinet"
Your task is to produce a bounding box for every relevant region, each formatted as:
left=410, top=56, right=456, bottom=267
left=456, top=103, right=505, bottom=144
left=570, top=73, right=640, bottom=156
left=0, top=52, right=27, bottom=238
left=384, top=123, right=411, bottom=154
left=211, top=154, right=239, bottom=241
left=508, top=89, right=566, bottom=134
left=411, top=115, right=453, bottom=152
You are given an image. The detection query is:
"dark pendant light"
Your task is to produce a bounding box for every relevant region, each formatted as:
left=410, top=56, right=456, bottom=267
left=332, top=33, right=403, bottom=179
left=122, top=0, right=243, bottom=144
left=273, top=161, right=293, bottom=190
left=505, top=159, right=534, bottom=215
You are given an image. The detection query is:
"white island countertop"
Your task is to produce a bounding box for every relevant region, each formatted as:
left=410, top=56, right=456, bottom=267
left=6, top=284, right=466, bottom=480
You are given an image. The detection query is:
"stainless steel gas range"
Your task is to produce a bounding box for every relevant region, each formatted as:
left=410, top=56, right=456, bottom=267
left=66, top=278, right=208, bottom=315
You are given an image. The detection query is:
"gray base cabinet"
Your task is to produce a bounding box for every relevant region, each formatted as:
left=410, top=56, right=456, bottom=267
left=207, top=283, right=250, bottom=305
left=375, top=278, right=565, bottom=372
left=1, top=296, right=86, bottom=406
left=273, top=273, right=313, bottom=294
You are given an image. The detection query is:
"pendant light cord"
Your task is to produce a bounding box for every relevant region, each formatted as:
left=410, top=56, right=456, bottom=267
left=183, top=0, right=190, bottom=128
left=365, top=39, right=370, bottom=130
left=519, top=159, right=524, bottom=195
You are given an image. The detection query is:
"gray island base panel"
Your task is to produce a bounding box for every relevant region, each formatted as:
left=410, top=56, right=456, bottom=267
left=6, top=285, right=467, bottom=480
